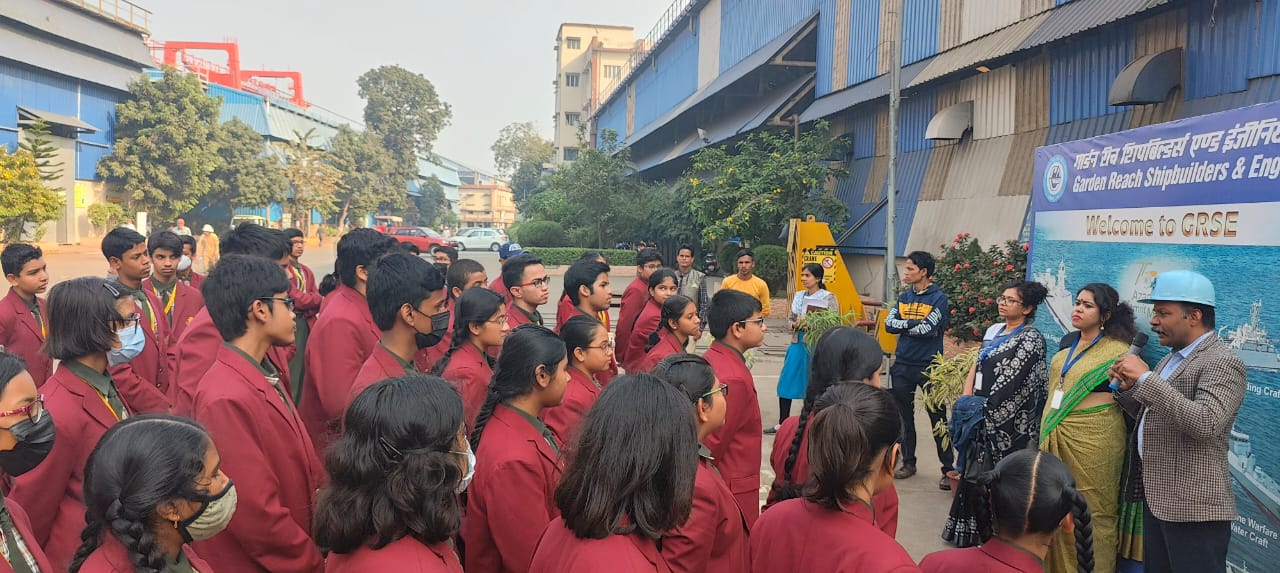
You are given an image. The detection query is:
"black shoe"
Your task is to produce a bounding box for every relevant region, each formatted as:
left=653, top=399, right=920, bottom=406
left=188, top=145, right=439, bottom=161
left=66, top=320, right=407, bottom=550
left=894, top=463, right=917, bottom=479
left=763, top=425, right=779, bottom=435
left=939, top=476, right=952, bottom=491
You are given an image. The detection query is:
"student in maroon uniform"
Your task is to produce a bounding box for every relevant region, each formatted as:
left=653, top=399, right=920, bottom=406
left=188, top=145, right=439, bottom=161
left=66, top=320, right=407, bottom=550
left=415, top=258, right=487, bottom=371
left=69, top=415, right=224, bottom=573
left=177, top=234, right=204, bottom=289
left=766, top=327, right=900, bottom=537
left=189, top=254, right=324, bottom=573
left=530, top=373, right=697, bottom=573
left=461, top=325, right=568, bottom=573
left=303, top=228, right=395, bottom=457
left=701, top=289, right=766, bottom=526
left=101, top=228, right=170, bottom=414
left=622, top=268, right=678, bottom=371
left=0, top=352, right=56, bottom=573
left=316, top=375, right=469, bottom=572
left=653, top=354, right=749, bottom=573
left=102, top=285, right=169, bottom=414
left=751, top=384, right=919, bottom=573
left=555, top=253, right=610, bottom=332
left=919, top=450, right=1094, bottom=573
left=12, top=278, right=134, bottom=571
left=348, top=253, right=449, bottom=403
left=541, top=315, right=612, bottom=445
left=284, top=227, right=321, bottom=402
left=435, top=287, right=509, bottom=431
left=503, top=253, right=550, bottom=329
left=639, top=294, right=700, bottom=372
left=614, top=249, right=663, bottom=367
left=488, top=242, right=525, bottom=304
left=143, top=231, right=204, bottom=347
left=0, top=244, right=52, bottom=386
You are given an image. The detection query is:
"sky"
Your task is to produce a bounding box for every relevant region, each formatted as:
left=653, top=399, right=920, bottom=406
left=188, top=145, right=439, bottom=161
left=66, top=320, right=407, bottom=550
left=148, top=0, right=672, bottom=175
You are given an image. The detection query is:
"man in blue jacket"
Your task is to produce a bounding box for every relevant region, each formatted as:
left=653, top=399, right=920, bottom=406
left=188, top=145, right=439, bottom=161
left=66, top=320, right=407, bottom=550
left=884, top=250, right=954, bottom=488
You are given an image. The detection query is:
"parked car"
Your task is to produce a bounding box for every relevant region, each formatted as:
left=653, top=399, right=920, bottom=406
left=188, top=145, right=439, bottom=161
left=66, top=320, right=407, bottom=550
left=387, top=226, right=448, bottom=254
left=447, top=227, right=508, bottom=252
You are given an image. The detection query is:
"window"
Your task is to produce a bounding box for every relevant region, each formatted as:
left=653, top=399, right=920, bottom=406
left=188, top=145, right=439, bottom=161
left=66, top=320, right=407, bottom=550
left=604, top=65, right=623, bottom=79
left=563, top=147, right=579, bottom=161
left=565, top=73, right=580, bottom=87
left=565, top=112, right=580, bottom=126
left=566, top=37, right=581, bottom=50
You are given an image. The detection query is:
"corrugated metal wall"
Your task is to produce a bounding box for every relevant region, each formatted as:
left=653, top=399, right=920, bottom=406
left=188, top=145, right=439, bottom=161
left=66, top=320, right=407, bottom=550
left=936, top=65, right=1017, bottom=139
left=719, top=0, right=819, bottom=73
left=1185, top=0, right=1250, bottom=99
left=961, top=0, right=1021, bottom=44
left=78, top=83, right=119, bottom=147
left=843, top=148, right=931, bottom=255
left=1048, top=26, right=1132, bottom=124
left=0, top=130, right=17, bottom=152
left=1015, top=52, right=1050, bottom=132
left=847, top=0, right=881, bottom=87
left=939, top=0, right=963, bottom=51
left=817, top=0, right=838, bottom=95
left=76, top=143, right=110, bottom=180
left=899, top=86, right=935, bottom=152
left=1249, top=0, right=1280, bottom=79
left=0, top=60, right=79, bottom=126
left=634, top=24, right=699, bottom=131
left=903, top=0, right=940, bottom=65
left=209, top=84, right=270, bottom=136
left=852, top=103, right=878, bottom=158
left=597, top=93, right=626, bottom=142
left=1129, top=8, right=1185, bottom=129
left=907, top=135, right=1027, bottom=253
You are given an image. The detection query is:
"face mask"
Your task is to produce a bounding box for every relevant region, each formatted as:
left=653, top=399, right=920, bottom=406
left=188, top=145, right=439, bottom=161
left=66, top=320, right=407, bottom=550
left=455, top=440, right=476, bottom=494
left=177, top=255, right=192, bottom=272
left=0, top=413, right=55, bottom=476
left=179, top=481, right=237, bottom=543
left=414, top=310, right=451, bottom=350
left=107, top=325, right=146, bottom=367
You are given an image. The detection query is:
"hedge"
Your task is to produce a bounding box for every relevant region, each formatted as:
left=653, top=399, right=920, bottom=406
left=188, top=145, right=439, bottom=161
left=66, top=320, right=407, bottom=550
left=753, top=245, right=789, bottom=292
left=516, top=220, right=569, bottom=247
left=525, top=247, right=637, bottom=267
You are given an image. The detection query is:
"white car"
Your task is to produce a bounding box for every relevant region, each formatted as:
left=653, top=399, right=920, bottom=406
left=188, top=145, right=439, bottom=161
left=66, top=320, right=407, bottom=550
left=447, top=228, right=507, bottom=252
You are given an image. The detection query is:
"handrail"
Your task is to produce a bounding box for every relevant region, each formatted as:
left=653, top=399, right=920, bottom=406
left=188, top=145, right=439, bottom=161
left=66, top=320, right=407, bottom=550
left=591, top=0, right=697, bottom=118
left=59, top=0, right=151, bottom=34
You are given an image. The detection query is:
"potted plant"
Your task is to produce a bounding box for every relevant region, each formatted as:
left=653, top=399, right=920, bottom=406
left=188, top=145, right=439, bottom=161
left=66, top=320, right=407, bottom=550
left=919, top=347, right=978, bottom=495
left=798, top=308, right=858, bottom=351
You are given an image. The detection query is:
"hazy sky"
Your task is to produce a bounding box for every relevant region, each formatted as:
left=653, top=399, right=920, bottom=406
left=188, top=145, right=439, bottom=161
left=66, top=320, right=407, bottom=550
left=149, top=0, right=671, bottom=174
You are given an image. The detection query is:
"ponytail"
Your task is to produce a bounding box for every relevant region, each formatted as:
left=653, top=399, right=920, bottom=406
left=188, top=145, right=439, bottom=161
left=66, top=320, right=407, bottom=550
left=471, top=325, right=566, bottom=448
left=802, top=263, right=827, bottom=292
left=1069, top=489, right=1095, bottom=573
left=319, top=267, right=340, bottom=296
left=646, top=294, right=692, bottom=353
left=981, top=449, right=1093, bottom=573
left=561, top=315, right=603, bottom=366
left=434, top=288, right=504, bottom=375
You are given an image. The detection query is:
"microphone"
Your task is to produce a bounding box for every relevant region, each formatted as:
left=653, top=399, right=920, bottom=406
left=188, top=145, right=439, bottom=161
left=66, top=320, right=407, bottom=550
left=1109, top=332, right=1150, bottom=391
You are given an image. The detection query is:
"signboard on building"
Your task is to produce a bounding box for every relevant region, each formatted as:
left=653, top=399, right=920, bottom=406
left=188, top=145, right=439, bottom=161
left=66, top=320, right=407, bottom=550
left=1031, top=101, right=1280, bottom=570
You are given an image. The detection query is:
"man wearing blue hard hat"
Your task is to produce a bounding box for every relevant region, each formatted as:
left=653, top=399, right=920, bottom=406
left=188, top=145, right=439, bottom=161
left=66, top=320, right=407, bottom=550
left=487, top=241, right=525, bottom=304
left=1109, top=270, right=1246, bottom=573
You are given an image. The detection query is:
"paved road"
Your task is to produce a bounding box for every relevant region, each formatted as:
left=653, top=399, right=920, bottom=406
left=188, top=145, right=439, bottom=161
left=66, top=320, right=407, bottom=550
left=43, top=242, right=952, bottom=559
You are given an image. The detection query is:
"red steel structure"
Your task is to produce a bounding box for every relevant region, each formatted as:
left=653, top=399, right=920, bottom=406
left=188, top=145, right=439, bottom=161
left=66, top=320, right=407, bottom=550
left=150, top=40, right=308, bottom=108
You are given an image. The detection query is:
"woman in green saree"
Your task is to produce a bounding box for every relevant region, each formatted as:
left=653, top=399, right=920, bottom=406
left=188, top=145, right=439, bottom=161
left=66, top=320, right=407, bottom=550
left=1041, top=283, right=1141, bottom=573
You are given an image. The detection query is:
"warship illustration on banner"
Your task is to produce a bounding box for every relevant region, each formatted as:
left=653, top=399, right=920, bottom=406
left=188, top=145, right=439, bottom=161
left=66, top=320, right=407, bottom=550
left=1229, top=426, right=1280, bottom=527
left=1033, top=261, right=1074, bottom=334
left=1219, top=301, right=1280, bottom=372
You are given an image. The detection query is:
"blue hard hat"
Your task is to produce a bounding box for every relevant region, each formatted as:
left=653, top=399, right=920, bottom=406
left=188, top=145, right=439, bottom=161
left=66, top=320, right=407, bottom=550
left=1138, top=270, right=1215, bottom=307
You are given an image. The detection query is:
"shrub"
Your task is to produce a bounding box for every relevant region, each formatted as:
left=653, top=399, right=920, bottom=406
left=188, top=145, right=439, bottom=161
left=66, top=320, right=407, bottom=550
left=516, top=220, right=568, bottom=247
left=717, top=242, right=743, bottom=275
left=752, top=245, right=789, bottom=292
left=525, top=247, right=637, bottom=267
left=88, top=202, right=126, bottom=235
left=932, top=233, right=1029, bottom=342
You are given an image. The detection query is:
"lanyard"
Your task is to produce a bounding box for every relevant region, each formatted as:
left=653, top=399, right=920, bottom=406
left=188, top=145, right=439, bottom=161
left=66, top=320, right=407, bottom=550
left=1059, top=332, right=1104, bottom=383
left=980, top=323, right=1025, bottom=363
left=84, top=382, right=123, bottom=421
left=292, top=266, right=306, bottom=292
left=152, top=284, right=176, bottom=320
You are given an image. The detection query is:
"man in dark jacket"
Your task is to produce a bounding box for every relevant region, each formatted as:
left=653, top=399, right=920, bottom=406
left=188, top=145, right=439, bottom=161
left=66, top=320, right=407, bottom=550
left=884, top=250, right=953, bottom=488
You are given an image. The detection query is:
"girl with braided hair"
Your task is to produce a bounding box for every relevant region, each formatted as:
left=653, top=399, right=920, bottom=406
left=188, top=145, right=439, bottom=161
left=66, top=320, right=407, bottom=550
left=920, top=449, right=1094, bottom=573
left=70, top=415, right=227, bottom=573
left=621, top=268, right=678, bottom=372
left=652, top=354, right=748, bottom=573
left=751, top=383, right=916, bottom=572
left=764, top=327, right=899, bottom=537
left=638, top=294, right=700, bottom=372
left=541, top=316, right=612, bottom=445
left=435, top=288, right=509, bottom=432
left=460, top=324, right=568, bottom=573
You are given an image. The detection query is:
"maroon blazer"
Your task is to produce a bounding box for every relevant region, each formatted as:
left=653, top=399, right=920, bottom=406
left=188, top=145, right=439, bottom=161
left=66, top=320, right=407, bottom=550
left=141, top=277, right=205, bottom=347
left=489, top=275, right=511, bottom=304
left=440, top=343, right=493, bottom=433
left=181, top=271, right=205, bottom=291
left=750, top=499, right=920, bottom=573
left=302, top=284, right=379, bottom=458
left=553, top=295, right=577, bottom=333
left=918, top=538, right=1044, bottom=573
left=290, top=263, right=322, bottom=325
left=614, top=277, right=647, bottom=364
left=640, top=329, right=685, bottom=373
left=531, top=518, right=672, bottom=573
left=506, top=301, right=543, bottom=329
left=661, top=455, right=750, bottom=573
left=12, top=364, right=129, bottom=571
left=0, top=496, right=55, bottom=573
left=540, top=368, right=600, bottom=447
left=462, top=405, right=564, bottom=573
left=76, top=536, right=211, bottom=573
left=166, top=308, right=219, bottom=416
left=348, top=343, right=413, bottom=406
left=108, top=296, right=171, bottom=414
left=702, top=342, right=762, bottom=527
left=326, top=536, right=463, bottom=573
left=0, top=290, right=51, bottom=386
left=766, top=414, right=899, bottom=537
left=190, top=345, right=324, bottom=573
left=623, top=298, right=661, bottom=372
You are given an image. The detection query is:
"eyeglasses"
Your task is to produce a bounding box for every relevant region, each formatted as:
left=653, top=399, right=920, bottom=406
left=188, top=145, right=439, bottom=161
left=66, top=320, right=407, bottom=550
left=519, top=277, right=550, bottom=288
left=737, top=317, right=767, bottom=328
left=697, top=384, right=729, bottom=402
left=0, top=395, right=44, bottom=426
left=996, top=295, right=1023, bottom=305
left=642, top=263, right=663, bottom=271
left=110, top=313, right=140, bottom=333
left=487, top=315, right=509, bottom=326
left=586, top=340, right=615, bottom=351
left=257, top=296, right=296, bottom=311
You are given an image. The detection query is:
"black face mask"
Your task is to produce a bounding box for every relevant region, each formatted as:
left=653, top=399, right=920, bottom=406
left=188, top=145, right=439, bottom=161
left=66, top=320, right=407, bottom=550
left=0, top=413, right=55, bottom=476
left=415, top=311, right=451, bottom=350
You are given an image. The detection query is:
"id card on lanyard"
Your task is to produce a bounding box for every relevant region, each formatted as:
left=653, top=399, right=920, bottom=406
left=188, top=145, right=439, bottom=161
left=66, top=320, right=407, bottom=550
left=1051, top=332, right=1104, bottom=409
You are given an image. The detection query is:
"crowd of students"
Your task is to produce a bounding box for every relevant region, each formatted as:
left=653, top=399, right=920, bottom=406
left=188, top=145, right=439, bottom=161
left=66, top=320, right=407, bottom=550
left=0, top=228, right=1097, bottom=572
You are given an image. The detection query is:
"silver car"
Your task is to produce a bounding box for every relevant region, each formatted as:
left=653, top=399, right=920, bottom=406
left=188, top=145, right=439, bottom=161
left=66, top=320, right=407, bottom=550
left=447, top=228, right=508, bottom=252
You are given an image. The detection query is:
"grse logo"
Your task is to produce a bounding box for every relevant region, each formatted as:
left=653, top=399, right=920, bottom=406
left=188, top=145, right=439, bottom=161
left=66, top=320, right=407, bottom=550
left=1043, top=155, right=1068, bottom=203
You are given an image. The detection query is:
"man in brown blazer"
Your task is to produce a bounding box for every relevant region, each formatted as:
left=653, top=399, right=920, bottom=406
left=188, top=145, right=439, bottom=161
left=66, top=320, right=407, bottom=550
left=1111, top=270, right=1245, bottom=573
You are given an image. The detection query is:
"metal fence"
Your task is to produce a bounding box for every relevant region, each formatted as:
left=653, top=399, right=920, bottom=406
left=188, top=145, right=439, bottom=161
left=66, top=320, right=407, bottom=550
left=59, top=0, right=150, bottom=34
left=592, top=0, right=697, bottom=119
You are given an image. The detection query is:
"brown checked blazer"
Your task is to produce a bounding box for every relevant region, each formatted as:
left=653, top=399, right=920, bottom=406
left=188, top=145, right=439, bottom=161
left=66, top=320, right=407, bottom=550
left=1115, top=332, right=1246, bottom=523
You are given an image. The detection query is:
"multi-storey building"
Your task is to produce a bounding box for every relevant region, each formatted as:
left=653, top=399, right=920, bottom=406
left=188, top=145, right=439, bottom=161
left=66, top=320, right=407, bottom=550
left=553, top=23, right=638, bottom=164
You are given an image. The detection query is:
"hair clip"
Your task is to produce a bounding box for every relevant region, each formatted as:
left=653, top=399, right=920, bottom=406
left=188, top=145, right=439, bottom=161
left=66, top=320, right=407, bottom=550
left=378, top=437, right=404, bottom=464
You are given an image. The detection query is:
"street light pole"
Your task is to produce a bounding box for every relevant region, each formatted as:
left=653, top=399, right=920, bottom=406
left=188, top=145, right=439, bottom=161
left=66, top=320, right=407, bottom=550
left=885, top=0, right=903, bottom=301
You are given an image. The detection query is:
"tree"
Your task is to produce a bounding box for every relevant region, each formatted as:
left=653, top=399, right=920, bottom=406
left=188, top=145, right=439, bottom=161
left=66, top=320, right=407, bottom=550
left=97, top=68, right=223, bottom=222
left=208, top=119, right=289, bottom=225
left=327, top=126, right=404, bottom=229
left=412, top=175, right=451, bottom=227
left=18, top=119, right=65, bottom=185
left=88, top=202, right=126, bottom=235
left=276, top=129, right=341, bottom=229
left=0, top=149, right=62, bottom=242
left=686, top=120, right=849, bottom=244
left=357, top=65, right=452, bottom=177
left=491, top=121, right=553, bottom=207
left=544, top=130, right=655, bottom=248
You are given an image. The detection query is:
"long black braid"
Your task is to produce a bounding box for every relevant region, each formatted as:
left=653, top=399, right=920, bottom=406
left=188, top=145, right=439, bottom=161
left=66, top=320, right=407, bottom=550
left=979, top=449, right=1094, bottom=573
left=470, top=324, right=567, bottom=448
left=1069, top=489, right=1095, bottom=573
left=433, top=287, right=504, bottom=376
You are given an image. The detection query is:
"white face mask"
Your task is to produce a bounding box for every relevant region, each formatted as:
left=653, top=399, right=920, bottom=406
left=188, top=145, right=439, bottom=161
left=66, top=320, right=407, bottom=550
left=179, top=481, right=237, bottom=543
left=177, top=254, right=192, bottom=271
left=454, top=439, right=476, bottom=494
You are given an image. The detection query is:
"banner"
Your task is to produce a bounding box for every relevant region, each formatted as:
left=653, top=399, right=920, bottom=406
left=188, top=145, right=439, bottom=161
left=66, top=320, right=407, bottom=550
left=1031, top=101, right=1280, bottom=570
